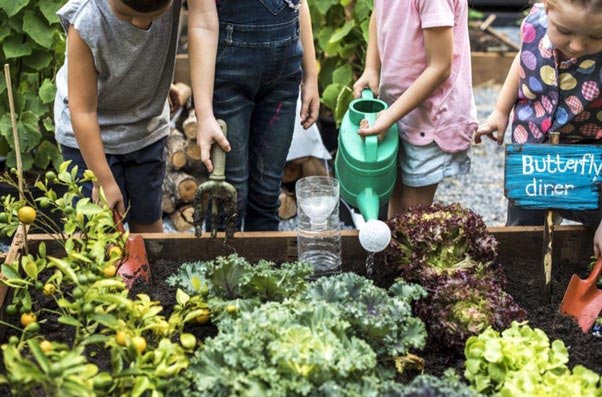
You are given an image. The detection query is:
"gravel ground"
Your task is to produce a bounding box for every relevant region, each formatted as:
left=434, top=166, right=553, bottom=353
left=434, top=85, right=510, bottom=226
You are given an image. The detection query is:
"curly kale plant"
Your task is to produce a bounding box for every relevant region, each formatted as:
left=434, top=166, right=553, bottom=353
left=379, top=203, right=498, bottom=283
left=417, top=271, right=526, bottom=350
left=183, top=301, right=380, bottom=397
left=167, top=254, right=312, bottom=316
left=465, top=322, right=601, bottom=396
left=303, top=273, right=427, bottom=357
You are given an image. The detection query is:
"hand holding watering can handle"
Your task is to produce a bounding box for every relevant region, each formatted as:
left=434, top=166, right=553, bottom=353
left=361, top=89, right=379, bottom=163
left=210, top=119, right=228, bottom=182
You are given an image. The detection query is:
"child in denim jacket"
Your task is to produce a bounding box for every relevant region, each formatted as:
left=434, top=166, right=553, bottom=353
left=188, top=0, right=319, bottom=231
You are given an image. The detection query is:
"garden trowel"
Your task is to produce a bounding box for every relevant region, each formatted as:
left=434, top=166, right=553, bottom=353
left=113, top=211, right=151, bottom=288
left=560, top=256, right=602, bottom=333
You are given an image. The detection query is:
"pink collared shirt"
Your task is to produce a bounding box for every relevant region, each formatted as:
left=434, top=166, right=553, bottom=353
left=375, top=0, right=477, bottom=153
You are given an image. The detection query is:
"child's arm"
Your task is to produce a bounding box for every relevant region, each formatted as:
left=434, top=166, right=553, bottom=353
left=66, top=26, right=125, bottom=214
left=299, top=0, right=319, bottom=130
left=358, top=26, right=453, bottom=139
left=474, top=52, right=521, bottom=145
left=188, top=0, right=231, bottom=173
left=353, top=11, right=380, bottom=98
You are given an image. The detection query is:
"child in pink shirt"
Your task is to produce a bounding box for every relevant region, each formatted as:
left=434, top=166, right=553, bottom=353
left=354, top=0, right=477, bottom=217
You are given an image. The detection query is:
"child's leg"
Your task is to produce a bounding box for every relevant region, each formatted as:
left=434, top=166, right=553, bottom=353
left=387, top=177, right=437, bottom=217
left=390, top=140, right=469, bottom=218
left=122, top=138, right=166, bottom=233
left=246, top=76, right=301, bottom=231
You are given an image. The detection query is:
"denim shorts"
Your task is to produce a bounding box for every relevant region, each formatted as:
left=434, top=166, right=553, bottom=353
left=399, top=140, right=471, bottom=187
left=61, top=137, right=166, bottom=224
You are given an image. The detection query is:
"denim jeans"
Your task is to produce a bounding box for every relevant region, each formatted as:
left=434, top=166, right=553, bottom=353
left=213, top=0, right=303, bottom=231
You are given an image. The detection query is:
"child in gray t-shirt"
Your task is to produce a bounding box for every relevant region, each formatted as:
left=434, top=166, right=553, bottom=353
left=54, top=0, right=182, bottom=232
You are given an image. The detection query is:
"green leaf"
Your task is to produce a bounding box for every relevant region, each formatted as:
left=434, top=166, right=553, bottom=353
left=321, top=83, right=342, bottom=112
left=329, top=20, right=355, bottom=43
left=27, top=339, right=52, bottom=374
left=1, top=264, right=21, bottom=280
left=18, top=111, right=42, bottom=151
left=22, top=50, right=53, bottom=71
left=6, top=151, right=33, bottom=171
left=89, top=314, right=118, bottom=329
left=58, top=315, right=82, bottom=327
left=0, top=0, right=29, bottom=17
left=34, top=139, right=60, bottom=170
left=334, top=86, right=354, bottom=126
left=332, top=64, right=353, bottom=87
left=39, top=0, right=62, bottom=24
left=0, top=22, right=11, bottom=42
left=48, top=256, right=79, bottom=283
left=176, top=288, right=190, bottom=306
left=3, top=35, right=33, bottom=59
left=39, top=79, right=56, bottom=104
left=23, top=10, right=55, bottom=49
left=132, top=376, right=151, bottom=397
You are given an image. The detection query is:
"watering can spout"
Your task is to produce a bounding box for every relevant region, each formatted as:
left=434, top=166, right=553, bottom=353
left=357, top=188, right=380, bottom=221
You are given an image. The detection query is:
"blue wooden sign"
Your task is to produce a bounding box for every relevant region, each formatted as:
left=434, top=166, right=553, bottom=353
left=505, top=144, right=602, bottom=210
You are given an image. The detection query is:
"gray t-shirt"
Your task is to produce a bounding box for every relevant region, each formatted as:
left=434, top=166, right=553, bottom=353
left=54, top=0, right=181, bottom=154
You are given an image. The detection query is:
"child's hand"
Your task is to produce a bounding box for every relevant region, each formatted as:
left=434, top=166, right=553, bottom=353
left=169, top=84, right=182, bottom=114
left=353, top=70, right=380, bottom=98
left=475, top=109, right=509, bottom=145
left=300, top=78, right=319, bottom=130
left=93, top=180, right=125, bottom=216
left=358, top=110, right=393, bottom=142
left=197, top=116, right=231, bottom=173
left=594, top=221, right=602, bottom=258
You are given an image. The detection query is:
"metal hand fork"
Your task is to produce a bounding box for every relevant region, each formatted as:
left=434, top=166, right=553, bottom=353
left=193, top=119, right=237, bottom=239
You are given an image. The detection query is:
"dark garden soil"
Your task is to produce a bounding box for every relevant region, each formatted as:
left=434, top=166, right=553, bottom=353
left=1, top=254, right=600, bottom=394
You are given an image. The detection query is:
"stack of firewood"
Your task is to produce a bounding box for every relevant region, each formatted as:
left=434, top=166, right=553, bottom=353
left=162, top=83, right=330, bottom=230
left=162, top=83, right=206, bottom=231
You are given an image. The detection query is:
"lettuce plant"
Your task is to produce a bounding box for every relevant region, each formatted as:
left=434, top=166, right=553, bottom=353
left=303, top=273, right=427, bottom=356
left=182, top=301, right=380, bottom=397
left=379, top=204, right=498, bottom=283
left=464, top=322, right=601, bottom=395
left=417, top=271, right=526, bottom=350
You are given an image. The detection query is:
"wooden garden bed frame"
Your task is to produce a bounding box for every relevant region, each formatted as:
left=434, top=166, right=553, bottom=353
left=0, top=225, right=594, bottom=311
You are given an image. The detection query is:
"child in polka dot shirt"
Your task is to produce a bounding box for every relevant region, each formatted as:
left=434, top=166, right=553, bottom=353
left=476, top=0, right=602, bottom=257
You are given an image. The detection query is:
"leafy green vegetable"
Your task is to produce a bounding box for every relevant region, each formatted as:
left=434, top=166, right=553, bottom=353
left=418, top=270, right=526, bottom=350
left=183, top=301, right=380, bottom=397
left=464, top=322, right=601, bottom=396
left=378, top=203, right=498, bottom=284
left=304, top=273, right=427, bottom=356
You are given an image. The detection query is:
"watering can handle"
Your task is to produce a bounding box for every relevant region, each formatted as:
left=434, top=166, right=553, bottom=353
left=361, top=89, right=375, bottom=100
left=210, top=119, right=228, bottom=181
left=363, top=113, right=378, bottom=163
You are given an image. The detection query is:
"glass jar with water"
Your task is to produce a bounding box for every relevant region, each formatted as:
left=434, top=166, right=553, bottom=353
left=295, top=176, right=342, bottom=277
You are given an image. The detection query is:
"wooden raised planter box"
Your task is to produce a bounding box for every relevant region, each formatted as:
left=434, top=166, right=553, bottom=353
left=0, top=225, right=594, bottom=310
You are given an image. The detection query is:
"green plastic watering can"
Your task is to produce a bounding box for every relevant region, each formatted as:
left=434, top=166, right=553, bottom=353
left=334, top=89, right=399, bottom=222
